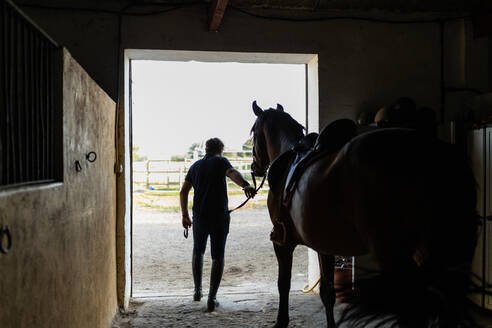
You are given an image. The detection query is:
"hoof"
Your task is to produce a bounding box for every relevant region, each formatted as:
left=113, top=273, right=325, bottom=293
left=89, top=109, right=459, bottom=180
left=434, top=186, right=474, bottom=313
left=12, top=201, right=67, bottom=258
left=207, top=298, right=219, bottom=312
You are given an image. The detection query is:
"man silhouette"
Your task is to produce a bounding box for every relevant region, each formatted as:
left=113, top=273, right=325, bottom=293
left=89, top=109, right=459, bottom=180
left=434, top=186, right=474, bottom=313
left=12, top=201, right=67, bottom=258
left=180, top=138, right=256, bottom=311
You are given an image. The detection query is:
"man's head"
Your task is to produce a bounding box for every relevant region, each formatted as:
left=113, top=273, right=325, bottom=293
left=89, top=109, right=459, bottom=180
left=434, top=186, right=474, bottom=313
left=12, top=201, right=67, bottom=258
left=205, top=138, right=224, bottom=155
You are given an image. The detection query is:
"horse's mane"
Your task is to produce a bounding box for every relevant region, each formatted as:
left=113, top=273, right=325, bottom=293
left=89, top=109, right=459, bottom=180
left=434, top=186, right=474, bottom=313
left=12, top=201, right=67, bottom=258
left=251, top=108, right=305, bottom=141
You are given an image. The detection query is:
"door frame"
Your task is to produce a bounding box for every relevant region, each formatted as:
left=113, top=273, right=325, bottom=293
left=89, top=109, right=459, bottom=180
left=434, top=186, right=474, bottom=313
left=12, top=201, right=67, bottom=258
left=117, top=49, right=319, bottom=308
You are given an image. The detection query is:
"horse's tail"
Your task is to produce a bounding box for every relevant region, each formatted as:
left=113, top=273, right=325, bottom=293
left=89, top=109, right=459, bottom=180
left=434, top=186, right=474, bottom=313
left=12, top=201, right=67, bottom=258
left=339, top=140, right=480, bottom=327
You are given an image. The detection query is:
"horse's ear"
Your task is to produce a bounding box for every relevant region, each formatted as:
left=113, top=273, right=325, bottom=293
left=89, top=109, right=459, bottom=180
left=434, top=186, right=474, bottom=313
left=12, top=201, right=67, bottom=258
left=276, top=104, right=284, bottom=112
left=253, top=101, right=263, bottom=117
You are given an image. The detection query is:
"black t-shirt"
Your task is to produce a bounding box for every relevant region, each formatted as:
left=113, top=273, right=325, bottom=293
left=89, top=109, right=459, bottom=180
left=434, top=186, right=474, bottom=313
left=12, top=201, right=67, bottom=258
left=185, top=154, right=233, bottom=220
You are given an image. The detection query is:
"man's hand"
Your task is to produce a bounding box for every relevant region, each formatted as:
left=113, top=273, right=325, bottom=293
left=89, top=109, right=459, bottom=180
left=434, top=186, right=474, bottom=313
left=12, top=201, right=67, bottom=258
left=182, top=214, right=192, bottom=229
left=180, top=181, right=192, bottom=229
left=226, top=168, right=258, bottom=198
left=243, top=185, right=257, bottom=199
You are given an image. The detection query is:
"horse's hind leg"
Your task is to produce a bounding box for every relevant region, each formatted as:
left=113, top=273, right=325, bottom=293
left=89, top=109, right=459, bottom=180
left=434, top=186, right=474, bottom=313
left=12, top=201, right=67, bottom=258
left=318, top=254, right=336, bottom=328
left=273, top=243, right=295, bottom=328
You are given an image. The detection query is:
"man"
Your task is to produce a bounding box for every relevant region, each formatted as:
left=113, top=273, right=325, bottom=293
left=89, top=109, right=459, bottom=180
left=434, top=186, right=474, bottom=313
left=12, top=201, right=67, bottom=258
left=180, top=138, right=256, bottom=311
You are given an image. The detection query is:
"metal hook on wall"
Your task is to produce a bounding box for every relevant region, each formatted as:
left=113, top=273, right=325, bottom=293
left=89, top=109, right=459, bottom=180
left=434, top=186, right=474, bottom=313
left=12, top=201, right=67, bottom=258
left=86, top=151, right=97, bottom=163
left=75, top=160, right=82, bottom=172
left=0, top=226, right=12, bottom=254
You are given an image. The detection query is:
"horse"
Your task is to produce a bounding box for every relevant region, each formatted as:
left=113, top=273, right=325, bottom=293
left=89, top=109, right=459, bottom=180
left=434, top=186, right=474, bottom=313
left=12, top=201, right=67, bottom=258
left=249, top=101, right=479, bottom=327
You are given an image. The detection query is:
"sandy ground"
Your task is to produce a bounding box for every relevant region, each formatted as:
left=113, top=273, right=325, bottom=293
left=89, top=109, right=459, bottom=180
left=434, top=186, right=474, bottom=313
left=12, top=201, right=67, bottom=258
left=132, top=205, right=308, bottom=295
left=119, top=200, right=492, bottom=327
left=121, top=204, right=327, bottom=327
left=112, top=292, right=330, bottom=328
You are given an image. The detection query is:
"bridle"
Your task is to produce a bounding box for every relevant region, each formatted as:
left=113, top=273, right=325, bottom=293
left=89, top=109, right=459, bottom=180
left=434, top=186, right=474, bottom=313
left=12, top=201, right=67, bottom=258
left=251, top=123, right=270, bottom=178
left=226, top=125, right=269, bottom=213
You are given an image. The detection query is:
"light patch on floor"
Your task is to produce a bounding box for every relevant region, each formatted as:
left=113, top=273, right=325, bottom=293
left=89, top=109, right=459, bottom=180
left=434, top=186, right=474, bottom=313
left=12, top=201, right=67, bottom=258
left=112, top=290, right=327, bottom=328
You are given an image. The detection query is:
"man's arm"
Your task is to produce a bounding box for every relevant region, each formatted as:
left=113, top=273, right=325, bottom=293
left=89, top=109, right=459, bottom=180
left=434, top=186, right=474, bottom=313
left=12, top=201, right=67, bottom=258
left=180, top=181, right=193, bottom=228
left=225, top=168, right=257, bottom=198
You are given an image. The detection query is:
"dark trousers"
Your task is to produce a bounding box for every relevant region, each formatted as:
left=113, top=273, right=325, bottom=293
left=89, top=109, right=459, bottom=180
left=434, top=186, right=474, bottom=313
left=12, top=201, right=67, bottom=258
left=192, top=216, right=229, bottom=260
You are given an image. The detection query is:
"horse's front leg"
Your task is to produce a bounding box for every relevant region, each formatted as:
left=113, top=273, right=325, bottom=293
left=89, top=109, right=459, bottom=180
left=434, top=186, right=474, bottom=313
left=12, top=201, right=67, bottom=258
left=273, top=243, right=295, bottom=328
left=318, top=254, right=336, bottom=328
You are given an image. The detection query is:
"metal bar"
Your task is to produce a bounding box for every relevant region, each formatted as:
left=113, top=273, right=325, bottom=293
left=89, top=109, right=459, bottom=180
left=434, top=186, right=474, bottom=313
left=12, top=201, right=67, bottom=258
left=4, top=3, right=11, bottom=185
left=29, top=25, right=36, bottom=181
left=0, top=2, right=5, bottom=185
left=53, top=47, right=63, bottom=182
left=45, top=44, right=51, bottom=179
left=8, top=6, right=17, bottom=184
left=0, top=179, right=56, bottom=191
left=49, top=45, right=55, bottom=179
left=39, top=38, right=46, bottom=179
left=39, top=34, right=46, bottom=180
left=22, top=19, right=31, bottom=182
left=34, top=31, right=41, bottom=180
left=16, top=15, right=25, bottom=182
left=439, top=21, right=445, bottom=123
left=47, top=45, right=53, bottom=178
left=42, top=40, right=49, bottom=180
left=28, top=25, right=34, bottom=181
left=483, top=127, right=487, bottom=307
left=1, top=1, right=60, bottom=187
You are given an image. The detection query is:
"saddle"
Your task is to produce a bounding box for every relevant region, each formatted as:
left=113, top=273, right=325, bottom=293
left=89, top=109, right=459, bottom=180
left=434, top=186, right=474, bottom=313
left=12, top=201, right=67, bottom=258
left=268, top=119, right=357, bottom=246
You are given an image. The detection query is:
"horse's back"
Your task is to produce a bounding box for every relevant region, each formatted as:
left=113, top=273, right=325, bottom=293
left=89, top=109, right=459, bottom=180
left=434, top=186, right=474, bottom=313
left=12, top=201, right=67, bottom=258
left=347, top=129, right=476, bottom=267
left=337, top=129, right=478, bottom=326
left=292, top=128, right=478, bottom=270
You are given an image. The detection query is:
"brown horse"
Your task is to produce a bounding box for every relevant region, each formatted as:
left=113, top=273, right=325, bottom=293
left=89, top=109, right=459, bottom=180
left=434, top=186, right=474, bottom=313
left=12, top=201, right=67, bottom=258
left=250, top=101, right=478, bottom=327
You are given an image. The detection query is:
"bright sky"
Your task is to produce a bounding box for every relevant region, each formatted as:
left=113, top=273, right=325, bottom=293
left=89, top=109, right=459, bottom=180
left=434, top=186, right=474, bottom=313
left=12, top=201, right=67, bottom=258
left=131, top=60, right=306, bottom=159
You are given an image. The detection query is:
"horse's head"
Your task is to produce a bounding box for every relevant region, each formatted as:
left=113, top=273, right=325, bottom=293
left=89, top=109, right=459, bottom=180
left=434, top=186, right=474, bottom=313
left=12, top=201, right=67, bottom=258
left=250, top=100, right=304, bottom=177
left=250, top=101, right=273, bottom=177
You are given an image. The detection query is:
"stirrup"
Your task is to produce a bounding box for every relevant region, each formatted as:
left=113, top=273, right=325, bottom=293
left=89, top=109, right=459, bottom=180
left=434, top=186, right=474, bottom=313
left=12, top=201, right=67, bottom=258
left=270, top=218, right=287, bottom=246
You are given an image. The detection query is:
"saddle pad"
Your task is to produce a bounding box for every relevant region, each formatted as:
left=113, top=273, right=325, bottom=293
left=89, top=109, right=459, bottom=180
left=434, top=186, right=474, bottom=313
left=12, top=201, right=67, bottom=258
left=294, top=132, right=319, bottom=151
left=282, top=119, right=358, bottom=206
left=268, top=150, right=296, bottom=197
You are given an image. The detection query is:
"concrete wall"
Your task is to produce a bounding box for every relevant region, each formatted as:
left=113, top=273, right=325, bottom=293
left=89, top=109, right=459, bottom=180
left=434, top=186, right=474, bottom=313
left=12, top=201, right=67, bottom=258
left=0, top=49, right=117, bottom=328
left=19, top=4, right=443, bottom=125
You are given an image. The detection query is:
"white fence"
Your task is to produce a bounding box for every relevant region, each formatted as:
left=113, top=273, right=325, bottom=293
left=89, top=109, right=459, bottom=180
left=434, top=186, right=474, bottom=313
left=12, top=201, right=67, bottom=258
left=133, top=158, right=253, bottom=190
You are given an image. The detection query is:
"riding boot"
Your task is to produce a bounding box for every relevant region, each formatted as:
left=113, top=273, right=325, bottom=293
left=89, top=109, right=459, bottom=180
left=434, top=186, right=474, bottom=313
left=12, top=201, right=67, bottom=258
left=207, top=258, right=224, bottom=311
left=192, top=252, right=203, bottom=301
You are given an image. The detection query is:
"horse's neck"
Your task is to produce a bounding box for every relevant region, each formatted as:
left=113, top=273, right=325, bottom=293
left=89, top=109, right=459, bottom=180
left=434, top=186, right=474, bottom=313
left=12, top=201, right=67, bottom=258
left=267, top=132, right=300, bottom=162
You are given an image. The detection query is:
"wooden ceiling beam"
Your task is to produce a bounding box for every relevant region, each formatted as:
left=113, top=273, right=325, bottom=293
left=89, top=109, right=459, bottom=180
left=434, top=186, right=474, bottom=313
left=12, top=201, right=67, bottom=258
left=209, top=0, right=229, bottom=32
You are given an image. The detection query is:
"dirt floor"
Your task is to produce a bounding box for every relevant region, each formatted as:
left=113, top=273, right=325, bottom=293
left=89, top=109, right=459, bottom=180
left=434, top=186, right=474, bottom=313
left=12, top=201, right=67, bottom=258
left=112, top=291, right=330, bottom=328
left=123, top=196, right=327, bottom=327
left=118, top=195, right=492, bottom=328
left=132, top=202, right=308, bottom=296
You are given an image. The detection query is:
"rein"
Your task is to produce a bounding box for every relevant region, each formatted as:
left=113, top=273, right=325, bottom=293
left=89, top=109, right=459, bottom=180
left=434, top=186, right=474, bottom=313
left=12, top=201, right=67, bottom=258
left=228, top=171, right=267, bottom=214
left=184, top=171, right=267, bottom=239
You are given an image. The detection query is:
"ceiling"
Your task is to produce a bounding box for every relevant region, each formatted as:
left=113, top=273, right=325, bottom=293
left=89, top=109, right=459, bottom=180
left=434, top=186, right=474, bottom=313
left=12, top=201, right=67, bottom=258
left=136, top=0, right=490, bottom=14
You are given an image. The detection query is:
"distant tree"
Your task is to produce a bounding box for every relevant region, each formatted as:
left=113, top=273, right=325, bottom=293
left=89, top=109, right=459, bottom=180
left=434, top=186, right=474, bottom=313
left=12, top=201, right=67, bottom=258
left=132, top=146, right=148, bottom=162
left=187, top=142, right=203, bottom=158
left=171, top=155, right=185, bottom=162
left=242, top=139, right=253, bottom=151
